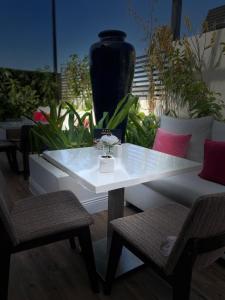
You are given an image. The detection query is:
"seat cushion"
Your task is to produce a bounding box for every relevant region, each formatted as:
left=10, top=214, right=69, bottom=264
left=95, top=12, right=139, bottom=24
left=199, top=140, right=225, bottom=186
left=153, top=128, right=191, bottom=158
left=33, top=111, right=48, bottom=122
left=111, top=203, right=189, bottom=274
left=160, top=115, right=213, bottom=162
left=125, top=184, right=175, bottom=211
left=11, top=190, right=93, bottom=244
left=144, top=169, right=225, bottom=207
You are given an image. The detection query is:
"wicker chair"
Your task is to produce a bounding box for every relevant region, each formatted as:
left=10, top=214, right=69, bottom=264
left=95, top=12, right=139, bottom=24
left=0, top=172, right=99, bottom=299
left=7, top=125, right=34, bottom=179
left=0, top=141, right=18, bottom=172
left=105, top=194, right=225, bottom=300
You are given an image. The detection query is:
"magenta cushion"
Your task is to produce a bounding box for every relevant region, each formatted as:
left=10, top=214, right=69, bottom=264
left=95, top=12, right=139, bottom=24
left=153, top=128, right=192, bottom=158
left=199, top=140, right=225, bottom=185
left=33, top=111, right=47, bottom=122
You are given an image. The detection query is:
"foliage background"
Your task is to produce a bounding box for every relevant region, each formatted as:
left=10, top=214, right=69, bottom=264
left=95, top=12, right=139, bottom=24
left=146, top=23, right=225, bottom=119
left=31, top=94, right=138, bottom=152
left=62, top=54, right=92, bottom=111
left=0, top=67, right=59, bottom=120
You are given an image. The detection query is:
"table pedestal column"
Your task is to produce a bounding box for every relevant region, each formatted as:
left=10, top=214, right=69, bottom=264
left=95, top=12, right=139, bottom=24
left=93, top=187, right=143, bottom=280
left=107, top=188, right=124, bottom=250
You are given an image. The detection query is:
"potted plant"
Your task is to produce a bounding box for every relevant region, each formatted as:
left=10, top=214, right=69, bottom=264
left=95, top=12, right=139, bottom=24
left=99, top=134, right=119, bottom=173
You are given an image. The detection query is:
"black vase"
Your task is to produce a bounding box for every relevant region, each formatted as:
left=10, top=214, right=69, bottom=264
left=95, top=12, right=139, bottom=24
left=90, top=30, right=136, bottom=141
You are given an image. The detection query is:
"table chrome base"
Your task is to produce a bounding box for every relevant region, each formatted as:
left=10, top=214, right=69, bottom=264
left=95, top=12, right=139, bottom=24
left=94, top=238, right=144, bottom=280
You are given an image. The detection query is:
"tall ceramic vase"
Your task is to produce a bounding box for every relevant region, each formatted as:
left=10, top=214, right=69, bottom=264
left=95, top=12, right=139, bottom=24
left=90, top=30, right=136, bottom=141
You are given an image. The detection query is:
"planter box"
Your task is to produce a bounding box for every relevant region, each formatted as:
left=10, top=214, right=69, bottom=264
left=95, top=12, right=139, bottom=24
left=29, top=154, right=108, bottom=214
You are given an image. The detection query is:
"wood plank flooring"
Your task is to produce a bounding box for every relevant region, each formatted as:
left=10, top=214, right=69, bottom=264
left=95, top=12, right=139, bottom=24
left=1, top=153, right=225, bottom=300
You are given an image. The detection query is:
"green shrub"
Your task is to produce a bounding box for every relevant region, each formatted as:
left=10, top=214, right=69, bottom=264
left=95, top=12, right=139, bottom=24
left=63, top=54, right=92, bottom=111
left=147, top=25, right=225, bottom=119
left=126, top=106, right=159, bottom=148
left=0, top=67, right=58, bottom=120
left=31, top=94, right=138, bottom=153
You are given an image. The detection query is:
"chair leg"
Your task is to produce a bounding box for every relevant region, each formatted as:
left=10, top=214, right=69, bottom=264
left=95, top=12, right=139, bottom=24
left=10, top=149, right=19, bottom=173
left=6, top=151, right=12, bottom=168
left=104, top=231, right=123, bottom=295
left=0, top=252, right=11, bottom=300
left=6, top=149, right=17, bottom=173
left=172, top=264, right=192, bottom=300
left=69, top=237, right=76, bottom=250
left=22, top=152, right=29, bottom=180
left=78, top=227, right=99, bottom=293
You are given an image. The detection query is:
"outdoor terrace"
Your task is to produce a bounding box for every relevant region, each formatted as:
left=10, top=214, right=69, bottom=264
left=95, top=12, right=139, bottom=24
left=1, top=153, right=225, bottom=300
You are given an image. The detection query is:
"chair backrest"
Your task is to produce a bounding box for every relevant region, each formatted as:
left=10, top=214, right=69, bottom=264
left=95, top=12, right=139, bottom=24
left=0, top=171, right=18, bottom=247
left=19, top=125, right=34, bottom=152
left=6, top=128, right=20, bottom=141
left=166, top=193, right=225, bottom=274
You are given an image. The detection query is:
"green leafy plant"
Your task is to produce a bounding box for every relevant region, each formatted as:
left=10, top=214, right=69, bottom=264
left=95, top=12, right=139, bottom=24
left=147, top=23, right=224, bottom=119
left=63, top=54, right=92, bottom=111
left=31, top=94, right=138, bottom=153
left=0, top=67, right=58, bottom=120
left=126, top=104, right=159, bottom=148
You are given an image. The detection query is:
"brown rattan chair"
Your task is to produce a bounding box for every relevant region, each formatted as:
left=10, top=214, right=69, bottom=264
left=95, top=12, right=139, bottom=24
left=105, top=193, right=225, bottom=300
left=0, top=172, right=99, bottom=299
left=0, top=141, right=18, bottom=172
left=7, top=125, right=34, bottom=180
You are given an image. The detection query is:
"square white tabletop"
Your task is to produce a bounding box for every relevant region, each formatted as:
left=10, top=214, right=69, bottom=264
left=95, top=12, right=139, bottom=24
left=43, top=143, right=201, bottom=194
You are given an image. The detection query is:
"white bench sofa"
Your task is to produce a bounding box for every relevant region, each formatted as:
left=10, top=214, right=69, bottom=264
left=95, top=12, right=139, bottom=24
left=125, top=116, right=225, bottom=210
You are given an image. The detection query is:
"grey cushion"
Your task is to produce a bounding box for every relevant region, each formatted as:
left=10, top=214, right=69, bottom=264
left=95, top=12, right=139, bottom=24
left=160, top=115, right=213, bottom=162
left=11, top=190, right=93, bottom=244
left=144, top=169, right=225, bottom=207
left=111, top=203, right=189, bottom=274
left=125, top=184, right=175, bottom=210
left=212, top=120, right=225, bottom=141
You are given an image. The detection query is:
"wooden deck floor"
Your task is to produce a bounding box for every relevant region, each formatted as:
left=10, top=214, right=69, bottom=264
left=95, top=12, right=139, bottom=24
left=1, top=153, right=225, bottom=300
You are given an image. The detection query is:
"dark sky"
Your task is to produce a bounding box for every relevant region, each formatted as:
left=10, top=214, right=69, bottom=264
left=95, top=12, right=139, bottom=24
left=0, top=0, right=225, bottom=71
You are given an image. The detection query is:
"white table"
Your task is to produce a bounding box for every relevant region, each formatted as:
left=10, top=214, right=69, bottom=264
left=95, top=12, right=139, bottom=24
left=43, top=143, right=200, bottom=278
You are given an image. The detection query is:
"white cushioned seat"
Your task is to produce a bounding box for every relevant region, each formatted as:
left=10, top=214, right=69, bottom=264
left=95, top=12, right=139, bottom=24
left=125, top=117, right=225, bottom=211
left=144, top=169, right=225, bottom=207
left=125, top=184, right=175, bottom=211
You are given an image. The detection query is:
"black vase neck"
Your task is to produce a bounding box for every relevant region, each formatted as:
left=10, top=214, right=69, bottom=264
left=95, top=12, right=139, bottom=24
left=98, top=30, right=126, bottom=42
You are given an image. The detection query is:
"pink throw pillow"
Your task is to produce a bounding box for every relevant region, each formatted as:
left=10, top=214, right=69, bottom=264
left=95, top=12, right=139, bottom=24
left=153, top=128, right=192, bottom=158
left=199, top=139, right=225, bottom=185
left=33, top=111, right=48, bottom=122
